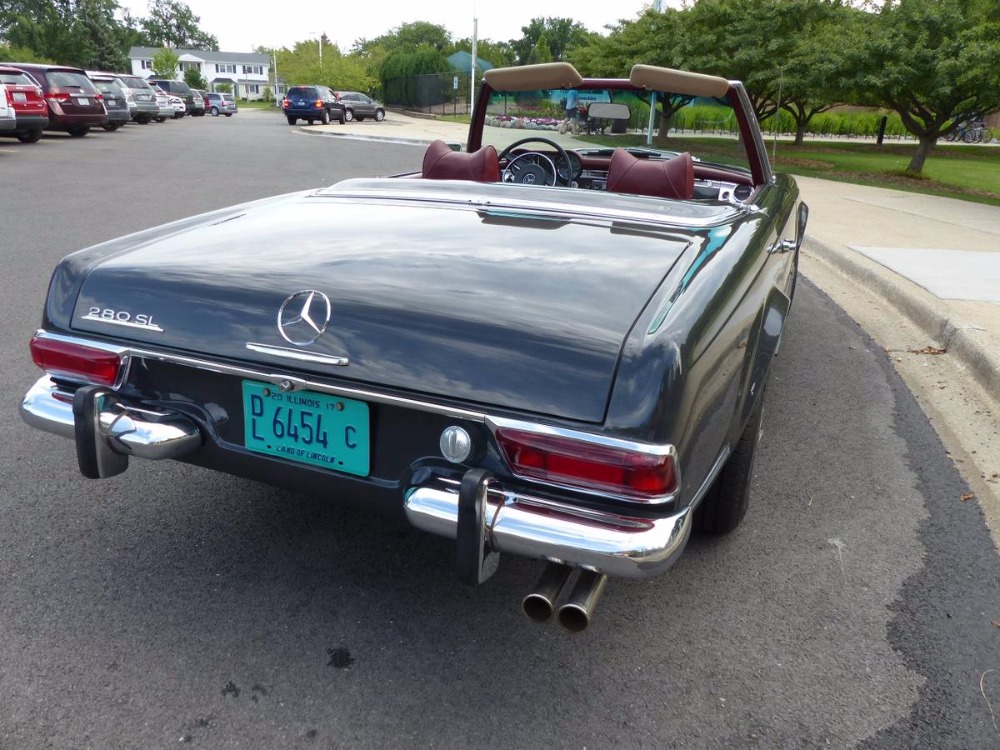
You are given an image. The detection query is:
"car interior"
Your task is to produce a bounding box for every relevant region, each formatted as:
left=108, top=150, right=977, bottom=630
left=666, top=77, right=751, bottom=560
left=418, top=62, right=761, bottom=204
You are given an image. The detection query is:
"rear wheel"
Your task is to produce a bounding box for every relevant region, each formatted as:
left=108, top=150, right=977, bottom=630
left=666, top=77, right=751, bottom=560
left=211, top=107, right=219, bottom=116
left=338, top=111, right=345, bottom=124
left=374, top=108, right=385, bottom=122
left=286, top=115, right=296, bottom=125
left=67, top=126, right=89, bottom=137
left=982, top=129, right=994, bottom=144
left=17, top=129, right=42, bottom=143
left=155, top=116, right=166, bottom=123
left=320, top=109, right=330, bottom=125
left=102, top=123, right=121, bottom=131
left=224, top=113, right=232, bottom=117
left=344, top=108, right=354, bottom=122
left=694, top=384, right=767, bottom=535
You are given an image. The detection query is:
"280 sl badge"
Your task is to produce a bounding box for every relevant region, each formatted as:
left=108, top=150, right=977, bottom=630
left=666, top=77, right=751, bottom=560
left=82, top=306, right=163, bottom=332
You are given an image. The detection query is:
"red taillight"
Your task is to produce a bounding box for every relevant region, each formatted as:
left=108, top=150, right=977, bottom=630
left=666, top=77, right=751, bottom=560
left=46, top=92, right=70, bottom=102
left=30, top=337, right=123, bottom=387
left=495, top=428, right=678, bottom=500
left=94, top=92, right=104, bottom=100
left=281, top=98, right=289, bottom=108
left=314, top=99, right=323, bottom=108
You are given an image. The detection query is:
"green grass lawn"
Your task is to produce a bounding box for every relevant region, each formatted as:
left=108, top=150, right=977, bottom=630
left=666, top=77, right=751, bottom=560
left=583, top=133, right=1000, bottom=206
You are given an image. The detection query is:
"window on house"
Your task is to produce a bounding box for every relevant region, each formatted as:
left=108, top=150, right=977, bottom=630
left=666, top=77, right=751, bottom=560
left=216, top=64, right=236, bottom=74
left=140, top=60, right=153, bottom=70
left=249, top=85, right=260, bottom=94
left=242, top=65, right=263, bottom=75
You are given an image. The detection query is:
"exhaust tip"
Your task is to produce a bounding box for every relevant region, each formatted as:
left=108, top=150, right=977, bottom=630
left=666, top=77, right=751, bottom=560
left=522, top=561, right=573, bottom=624
left=555, top=570, right=608, bottom=633
left=557, top=604, right=590, bottom=633
left=522, top=593, right=556, bottom=623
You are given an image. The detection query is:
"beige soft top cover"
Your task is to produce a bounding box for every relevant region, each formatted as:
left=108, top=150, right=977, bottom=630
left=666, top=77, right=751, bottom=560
left=482, top=62, right=731, bottom=99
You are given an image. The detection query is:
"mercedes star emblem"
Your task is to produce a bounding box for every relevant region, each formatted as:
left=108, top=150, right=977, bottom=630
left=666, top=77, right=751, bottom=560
left=277, top=290, right=332, bottom=346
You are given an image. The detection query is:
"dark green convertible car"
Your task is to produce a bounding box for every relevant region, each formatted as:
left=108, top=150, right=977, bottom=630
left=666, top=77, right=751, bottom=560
left=21, top=62, right=806, bottom=632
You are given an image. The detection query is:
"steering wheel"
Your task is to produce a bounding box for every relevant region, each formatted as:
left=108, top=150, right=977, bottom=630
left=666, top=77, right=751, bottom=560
left=498, top=137, right=574, bottom=187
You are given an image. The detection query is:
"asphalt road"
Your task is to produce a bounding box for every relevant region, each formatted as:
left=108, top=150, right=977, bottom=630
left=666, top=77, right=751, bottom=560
left=1, top=111, right=998, bottom=749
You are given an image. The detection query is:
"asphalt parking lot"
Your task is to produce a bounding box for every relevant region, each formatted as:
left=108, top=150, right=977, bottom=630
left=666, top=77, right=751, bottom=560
left=1, top=110, right=998, bottom=749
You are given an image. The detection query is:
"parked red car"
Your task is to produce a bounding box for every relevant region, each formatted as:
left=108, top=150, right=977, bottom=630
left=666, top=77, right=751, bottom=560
left=5, top=63, right=107, bottom=137
left=0, top=65, right=48, bottom=143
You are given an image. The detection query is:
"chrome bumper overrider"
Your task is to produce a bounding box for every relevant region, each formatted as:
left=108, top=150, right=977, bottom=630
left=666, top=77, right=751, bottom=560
left=22, top=375, right=691, bottom=580
left=20, top=376, right=202, bottom=461
left=405, top=477, right=692, bottom=580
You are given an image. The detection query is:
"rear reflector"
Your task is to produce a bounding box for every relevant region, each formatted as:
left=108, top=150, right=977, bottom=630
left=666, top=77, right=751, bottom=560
left=495, top=428, right=677, bottom=501
left=30, top=337, right=123, bottom=387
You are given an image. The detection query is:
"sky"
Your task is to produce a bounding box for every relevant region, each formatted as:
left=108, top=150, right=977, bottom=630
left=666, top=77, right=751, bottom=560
left=118, top=0, right=660, bottom=53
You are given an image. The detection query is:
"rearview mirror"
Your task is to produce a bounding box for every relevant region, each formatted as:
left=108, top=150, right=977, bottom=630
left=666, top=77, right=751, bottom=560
left=587, top=103, right=630, bottom=121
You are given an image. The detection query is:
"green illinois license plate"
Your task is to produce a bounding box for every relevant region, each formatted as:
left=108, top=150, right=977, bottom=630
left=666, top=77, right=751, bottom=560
left=242, top=380, right=370, bottom=476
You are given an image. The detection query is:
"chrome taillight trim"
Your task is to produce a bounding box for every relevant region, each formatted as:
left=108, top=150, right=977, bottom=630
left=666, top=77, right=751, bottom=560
left=486, top=415, right=681, bottom=505
left=31, top=331, right=132, bottom=390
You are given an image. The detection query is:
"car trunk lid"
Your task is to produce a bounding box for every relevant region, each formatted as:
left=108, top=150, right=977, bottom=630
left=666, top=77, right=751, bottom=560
left=69, top=184, right=707, bottom=422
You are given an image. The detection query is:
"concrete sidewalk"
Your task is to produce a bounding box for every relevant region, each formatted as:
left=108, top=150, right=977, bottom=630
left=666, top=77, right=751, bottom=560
left=304, top=111, right=1000, bottom=400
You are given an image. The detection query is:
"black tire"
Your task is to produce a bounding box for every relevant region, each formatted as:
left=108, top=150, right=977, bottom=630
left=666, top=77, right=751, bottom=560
left=286, top=115, right=296, bottom=125
left=320, top=108, right=330, bottom=125
left=102, top=123, right=121, bottom=131
left=338, top=112, right=345, bottom=124
left=374, top=108, right=385, bottom=122
left=211, top=107, right=219, bottom=116
left=17, top=129, right=42, bottom=143
left=694, top=384, right=767, bottom=535
left=307, top=119, right=314, bottom=125
left=962, top=129, right=975, bottom=144
left=155, top=116, right=166, bottom=123
left=67, top=126, right=89, bottom=137
left=136, top=115, right=151, bottom=124
left=344, top=108, right=354, bottom=122
left=356, top=116, right=365, bottom=121
left=224, top=113, right=232, bottom=117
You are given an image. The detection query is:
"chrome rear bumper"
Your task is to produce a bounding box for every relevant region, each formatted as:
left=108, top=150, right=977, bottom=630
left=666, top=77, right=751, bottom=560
left=22, top=375, right=691, bottom=580
left=20, top=376, right=202, bottom=462
left=405, top=477, right=692, bottom=580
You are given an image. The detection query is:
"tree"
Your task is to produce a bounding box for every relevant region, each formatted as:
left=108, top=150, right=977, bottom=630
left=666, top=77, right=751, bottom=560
left=526, top=34, right=553, bottom=64
left=846, top=0, right=1000, bottom=173
left=151, top=47, right=179, bottom=78
left=682, top=0, right=788, bottom=123
left=75, top=0, right=128, bottom=71
left=773, top=0, right=853, bottom=145
left=511, top=17, right=593, bottom=64
left=183, top=67, right=207, bottom=89
left=570, top=7, right=686, bottom=77
left=141, top=0, right=218, bottom=49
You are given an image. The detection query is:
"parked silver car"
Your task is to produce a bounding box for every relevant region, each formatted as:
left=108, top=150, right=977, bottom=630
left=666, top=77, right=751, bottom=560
left=111, top=73, right=159, bottom=124
left=148, top=84, right=175, bottom=122
left=205, top=92, right=237, bottom=117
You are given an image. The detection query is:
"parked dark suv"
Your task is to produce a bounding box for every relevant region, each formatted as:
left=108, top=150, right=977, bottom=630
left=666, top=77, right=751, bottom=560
left=334, top=91, right=386, bottom=122
left=6, top=63, right=107, bottom=136
left=146, top=79, right=196, bottom=115
left=282, top=85, right=344, bottom=125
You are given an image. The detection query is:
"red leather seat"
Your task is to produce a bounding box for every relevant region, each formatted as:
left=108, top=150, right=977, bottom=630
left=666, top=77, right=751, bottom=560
left=606, top=149, right=694, bottom=200
left=422, top=139, right=500, bottom=182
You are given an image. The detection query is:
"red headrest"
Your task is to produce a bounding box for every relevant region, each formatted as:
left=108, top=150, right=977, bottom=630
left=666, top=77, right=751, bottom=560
left=606, top=149, right=694, bottom=200
left=422, top=140, right=500, bottom=182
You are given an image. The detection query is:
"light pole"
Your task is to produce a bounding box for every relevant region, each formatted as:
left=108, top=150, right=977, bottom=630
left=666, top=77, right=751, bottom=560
left=469, top=17, right=477, bottom=116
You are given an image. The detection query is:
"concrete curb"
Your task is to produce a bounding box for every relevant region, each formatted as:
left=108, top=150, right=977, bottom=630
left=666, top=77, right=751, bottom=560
left=297, top=126, right=432, bottom=147
left=802, top=236, right=1000, bottom=398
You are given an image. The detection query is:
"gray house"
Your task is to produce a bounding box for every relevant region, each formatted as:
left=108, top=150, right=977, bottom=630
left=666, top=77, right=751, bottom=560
left=128, top=47, right=273, bottom=100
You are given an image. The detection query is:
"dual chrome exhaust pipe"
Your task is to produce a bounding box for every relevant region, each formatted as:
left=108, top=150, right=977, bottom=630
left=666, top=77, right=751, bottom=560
left=522, top=562, right=608, bottom=633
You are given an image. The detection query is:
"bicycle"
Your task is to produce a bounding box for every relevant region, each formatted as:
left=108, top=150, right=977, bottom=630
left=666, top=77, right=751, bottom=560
left=946, top=121, right=994, bottom=144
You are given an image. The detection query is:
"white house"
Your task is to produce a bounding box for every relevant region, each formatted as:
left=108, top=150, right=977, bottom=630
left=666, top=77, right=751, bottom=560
left=128, top=47, right=273, bottom=100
